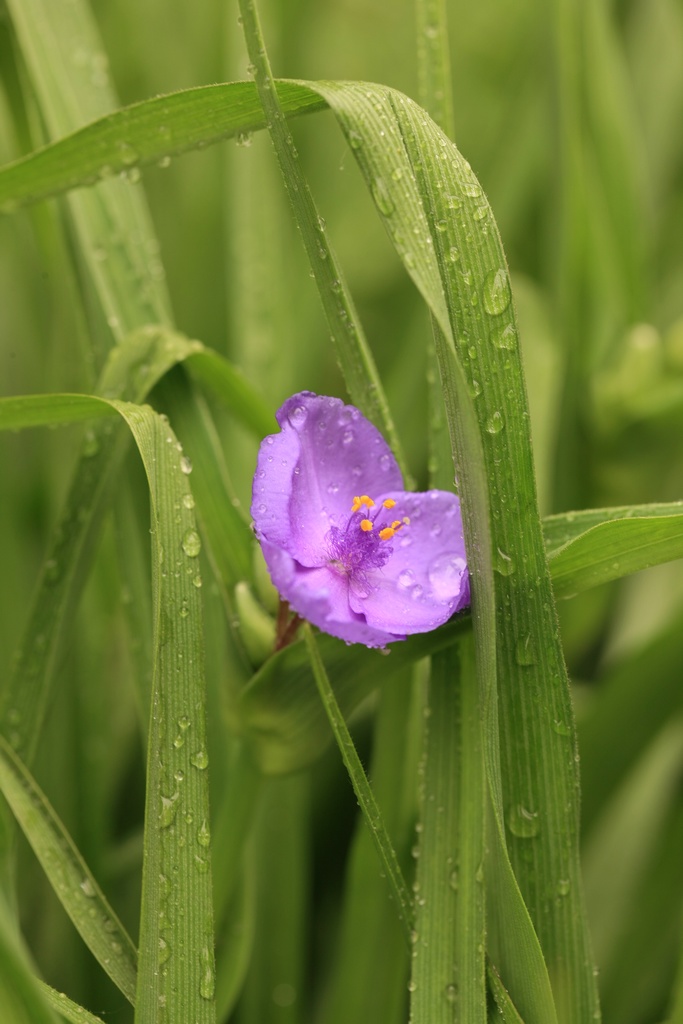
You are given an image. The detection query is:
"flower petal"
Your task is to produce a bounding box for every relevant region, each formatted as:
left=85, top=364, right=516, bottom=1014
left=260, top=539, right=404, bottom=648
left=252, top=391, right=404, bottom=567
left=350, top=490, right=469, bottom=634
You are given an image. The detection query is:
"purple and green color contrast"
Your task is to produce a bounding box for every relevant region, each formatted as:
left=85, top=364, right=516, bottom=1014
left=251, top=392, right=470, bottom=648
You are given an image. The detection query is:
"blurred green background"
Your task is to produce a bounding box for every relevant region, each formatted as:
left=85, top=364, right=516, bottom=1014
left=2, top=1, right=683, bottom=1022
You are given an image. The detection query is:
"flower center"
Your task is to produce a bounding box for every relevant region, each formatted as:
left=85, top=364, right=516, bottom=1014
left=326, top=495, right=410, bottom=596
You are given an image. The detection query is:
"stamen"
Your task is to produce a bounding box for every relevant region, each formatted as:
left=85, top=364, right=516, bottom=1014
left=379, top=527, right=395, bottom=540
left=351, top=495, right=375, bottom=513
left=360, top=519, right=373, bottom=532
left=383, top=498, right=396, bottom=509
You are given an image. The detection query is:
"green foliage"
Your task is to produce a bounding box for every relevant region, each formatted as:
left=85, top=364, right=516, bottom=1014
left=1, top=1, right=682, bottom=1023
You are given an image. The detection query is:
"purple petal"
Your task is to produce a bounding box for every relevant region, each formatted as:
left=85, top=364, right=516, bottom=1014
left=351, top=490, right=469, bottom=634
left=260, top=539, right=405, bottom=648
left=252, top=392, right=403, bottom=566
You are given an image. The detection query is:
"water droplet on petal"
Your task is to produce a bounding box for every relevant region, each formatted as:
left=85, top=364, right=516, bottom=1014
left=398, top=569, right=415, bottom=588
left=342, top=429, right=354, bottom=445
left=428, top=554, right=467, bottom=600
left=287, top=404, right=307, bottom=427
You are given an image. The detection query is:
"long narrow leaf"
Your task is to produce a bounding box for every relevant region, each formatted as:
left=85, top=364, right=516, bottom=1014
left=303, top=625, right=413, bottom=943
left=0, top=736, right=137, bottom=1004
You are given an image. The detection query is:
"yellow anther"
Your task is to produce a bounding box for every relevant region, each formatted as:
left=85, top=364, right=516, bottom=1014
left=383, top=498, right=396, bottom=509
left=403, top=517, right=411, bottom=526
left=391, top=520, right=402, bottom=530
left=351, top=494, right=375, bottom=513
left=360, top=519, right=374, bottom=532
left=379, top=527, right=396, bottom=541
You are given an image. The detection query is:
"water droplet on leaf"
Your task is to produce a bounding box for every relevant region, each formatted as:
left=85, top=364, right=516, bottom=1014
left=482, top=268, right=511, bottom=316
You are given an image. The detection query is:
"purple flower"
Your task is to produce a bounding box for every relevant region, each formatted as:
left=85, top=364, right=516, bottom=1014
left=251, top=392, right=470, bottom=648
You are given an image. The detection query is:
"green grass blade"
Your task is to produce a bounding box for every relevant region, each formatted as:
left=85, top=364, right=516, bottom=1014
left=303, top=625, right=413, bottom=943
left=236, top=0, right=410, bottom=481
left=238, top=619, right=469, bottom=776
left=415, top=0, right=454, bottom=139
left=0, top=82, right=325, bottom=211
left=487, top=961, right=525, bottom=1023
left=0, top=328, right=211, bottom=764
left=410, top=638, right=486, bottom=1024
left=543, top=501, right=683, bottom=551
left=547, top=508, right=683, bottom=597
left=583, top=720, right=683, bottom=980
left=115, top=401, right=215, bottom=1024
left=319, top=674, right=417, bottom=1024
left=238, top=775, right=308, bottom=1024
left=0, top=889, right=59, bottom=1024
left=310, top=80, right=596, bottom=1022
left=36, top=983, right=105, bottom=1024
left=578, top=614, right=683, bottom=835
left=0, top=736, right=137, bottom=1003
left=6, top=0, right=172, bottom=338
left=0, top=392, right=216, bottom=1021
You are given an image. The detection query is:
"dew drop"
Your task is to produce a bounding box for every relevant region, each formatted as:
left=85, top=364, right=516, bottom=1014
left=445, top=983, right=458, bottom=1004
left=507, top=804, right=540, bottom=838
left=180, top=455, right=193, bottom=475
left=461, top=180, right=482, bottom=199
left=490, top=322, right=517, bottom=350
left=482, top=268, right=511, bottom=316
left=236, top=131, right=253, bottom=147
left=372, top=177, right=395, bottom=216
left=552, top=719, right=572, bottom=737
left=485, top=411, right=505, bottom=434
left=182, top=493, right=195, bottom=510
left=287, top=404, right=307, bottom=427
left=158, top=936, right=171, bottom=966
left=398, top=569, right=414, bottom=587
left=199, top=946, right=215, bottom=1000
left=493, top=548, right=515, bottom=576
left=160, top=793, right=179, bottom=828
left=557, top=878, right=571, bottom=897
left=117, top=141, right=138, bottom=166
left=342, top=429, right=354, bottom=445
left=515, top=635, right=536, bottom=666
left=428, top=553, right=467, bottom=600
left=410, top=584, right=423, bottom=600
left=182, top=529, right=202, bottom=558
left=190, top=749, right=209, bottom=770
left=197, top=819, right=211, bottom=847
left=80, top=878, right=96, bottom=898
